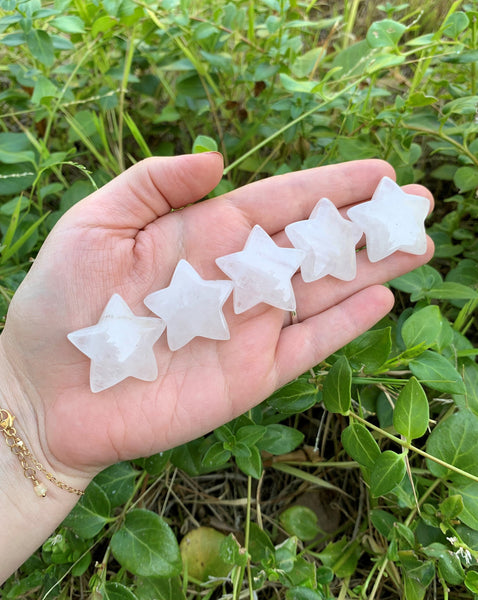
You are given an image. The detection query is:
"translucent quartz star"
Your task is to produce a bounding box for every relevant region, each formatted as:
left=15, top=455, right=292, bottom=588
left=285, top=197, right=363, bottom=282
left=144, top=259, right=233, bottom=351
left=67, top=294, right=165, bottom=393
left=215, top=225, right=305, bottom=314
left=347, top=176, right=429, bottom=263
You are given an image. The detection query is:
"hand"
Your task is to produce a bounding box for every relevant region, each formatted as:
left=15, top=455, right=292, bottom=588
left=0, top=153, right=434, bottom=486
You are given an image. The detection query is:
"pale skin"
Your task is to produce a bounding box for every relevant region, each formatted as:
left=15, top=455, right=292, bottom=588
left=0, top=153, right=434, bottom=583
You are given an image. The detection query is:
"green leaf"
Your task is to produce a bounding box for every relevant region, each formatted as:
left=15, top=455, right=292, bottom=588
left=443, top=95, right=478, bottom=115
left=111, top=509, right=181, bottom=576
left=236, top=424, right=266, bottom=446
left=257, top=424, right=304, bottom=455
left=235, top=444, right=262, bottom=478
left=0, top=132, right=36, bottom=165
left=465, top=570, right=478, bottom=593
left=135, top=575, right=185, bottom=600
left=443, top=11, right=469, bottom=39
left=101, top=582, right=138, bottom=600
left=401, top=306, right=443, bottom=350
left=439, top=495, right=464, bottom=520
left=93, top=462, right=138, bottom=508
left=280, top=73, right=318, bottom=94
left=389, top=265, right=442, bottom=302
left=366, top=19, right=407, bottom=48
left=220, top=534, right=248, bottom=567
left=426, top=409, right=478, bottom=480
left=341, top=423, right=381, bottom=468
left=422, top=543, right=464, bottom=585
left=279, top=506, right=321, bottom=541
left=50, top=15, right=86, bottom=33
left=450, top=481, right=478, bottom=530
left=317, top=536, right=361, bottom=578
left=62, top=481, right=111, bottom=539
left=409, top=351, right=466, bottom=395
left=323, top=356, right=352, bottom=415
left=248, top=523, right=274, bottom=563
left=453, top=166, right=478, bottom=193
left=370, top=451, right=406, bottom=497
left=201, top=441, right=231, bottom=469
left=343, top=327, right=391, bottom=372
left=370, top=509, right=397, bottom=539
left=31, top=76, right=58, bottom=104
left=192, top=135, right=217, bottom=153
left=393, top=377, right=429, bottom=440
left=286, top=587, right=323, bottom=600
left=424, top=281, right=478, bottom=300
left=0, top=163, right=35, bottom=195
left=26, top=30, right=54, bottom=67
left=267, top=377, right=318, bottom=414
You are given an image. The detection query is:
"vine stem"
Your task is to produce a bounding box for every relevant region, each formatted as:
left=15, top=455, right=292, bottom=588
left=349, top=412, right=478, bottom=484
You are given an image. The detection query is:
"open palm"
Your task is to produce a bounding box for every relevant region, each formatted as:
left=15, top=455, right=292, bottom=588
left=0, top=153, right=434, bottom=485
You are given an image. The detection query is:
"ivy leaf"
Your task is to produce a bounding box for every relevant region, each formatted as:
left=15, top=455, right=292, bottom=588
left=366, top=19, right=407, bottom=48
left=401, top=306, right=443, bottom=350
left=323, top=355, right=352, bottom=415
left=393, top=377, right=429, bottom=440
left=341, top=423, right=381, bottom=468
left=409, top=350, right=465, bottom=395
left=370, top=451, right=406, bottom=497
left=343, top=327, right=391, bottom=372
left=93, top=461, right=139, bottom=508
left=111, top=509, right=182, bottom=577
left=62, top=481, right=111, bottom=539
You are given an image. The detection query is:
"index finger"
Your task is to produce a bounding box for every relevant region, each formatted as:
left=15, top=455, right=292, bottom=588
left=224, top=159, right=396, bottom=236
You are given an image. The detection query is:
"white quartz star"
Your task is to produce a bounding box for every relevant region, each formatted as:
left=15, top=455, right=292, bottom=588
left=215, top=225, right=305, bottom=314
left=285, top=197, right=363, bottom=282
left=67, top=294, right=165, bottom=393
left=144, top=259, right=233, bottom=351
left=347, top=176, right=429, bottom=263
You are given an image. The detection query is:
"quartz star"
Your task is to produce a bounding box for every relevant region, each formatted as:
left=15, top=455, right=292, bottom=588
left=144, top=259, right=233, bottom=351
left=215, top=225, right=305, bottom=314
left=285, top=197, right=363, bottom=282
left=347, top=176, right=430, bottom=263
left=67, top=294, right=165, bottom=393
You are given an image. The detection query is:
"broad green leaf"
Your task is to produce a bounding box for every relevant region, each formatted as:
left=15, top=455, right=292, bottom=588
left=257, top=424, right=304, bottom=455
left=219, top=534, right=248, bottom=567
left=423, top=543, right=464, bottom=585
left=317, top=536, right=361, bottom=577
left=343, top=327, right=391, bottom=372
left=235, top=444, right=262, bottom=478
left=366, top=19, right=407, bottom=48
left=135, top=575, right=185, bottom=600
left=323, top=355, right=352, bottom=415
left=426, top=409, right=478, bottom=480
left=410, top=350, right=466, bottom=395
left=286, top=587, right=323, bottom=600
left=62, top=481, right=111, bottom=539
left=280, top=73, right=318, bottom=94
left=31, top=76, right=58, bottom=104
left=179, top=527, right=229, bottom=581
left=50, top=15, right=86, bottom=33
left=370, top=451, right=406, bottom=497
left=101, top=582, right=138, bottom=600
left=236, top=424, right=266, bottom=446
left=93, top=462, right=138, bottom=508
left=369, top=509, right=397, bottom=539
left=201, top=441, right=231, bottom=468
left=248, top=522, right=275, bottom=563
left=192, top=135, right=217, bottom=153
left=366, top=53, right=405, bottom=73
left=389, top=265, right=442, bottom=302
left=401, top=306, right=443, bottom=350
left=424, top=282, right=478, bottom=301
left=0, top=132, right=36, bottom=165
left=291, top=47, right=323, bottom=78
left=443, top=95, right=478, bottom=115
left=341, top=423, right=380, bottom=468
left=465, top=571, right=478, bottom=593
left=267, top=377, right=318, bottom=414
left=26, top=30, right=54, bottom=67
left=111, top=509, right=181, bottom=576
left=450, top=481, right=478, bottom=530
left=453, top=167, right=478, bottom=193
left=0, top=163, right=35, bottom=195
left=393, top=377, right=429, bottom=440
left=279, top=506, right=321, bottom=541
left=443, top=12, right=470, bottom=39
left=439, top=495, right=464, bottom=520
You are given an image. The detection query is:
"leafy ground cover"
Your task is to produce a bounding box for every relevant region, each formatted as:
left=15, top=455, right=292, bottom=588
left=1, top=0, right=478, bottom=598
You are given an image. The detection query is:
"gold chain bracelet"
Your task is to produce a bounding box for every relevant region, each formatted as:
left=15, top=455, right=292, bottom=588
left=0, top=408, right=84, bottom=497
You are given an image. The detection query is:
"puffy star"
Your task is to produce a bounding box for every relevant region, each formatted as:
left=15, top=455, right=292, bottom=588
left=285, top=197, right=363, bottom=282
left=68, top=294, right=165, bottom=393
left=144, top=259, right=233, bottom=351
left=215, top=225, right=305, bottom=314
left=347, top=176, right=430, bottom=263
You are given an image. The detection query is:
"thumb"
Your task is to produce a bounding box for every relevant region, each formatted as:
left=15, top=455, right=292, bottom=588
left=63, top=152, right=225, bottom=231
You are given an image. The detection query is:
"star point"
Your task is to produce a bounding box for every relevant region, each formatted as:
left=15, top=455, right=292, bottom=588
left=285, top=197, right=363, bottom=282
left=67, top=293, right=165, bottom=393
left=347, top=176, right=429, bottom=263
left=144, top=259, right=233, bottom=351
left=215, top=225, right=304, bottom=313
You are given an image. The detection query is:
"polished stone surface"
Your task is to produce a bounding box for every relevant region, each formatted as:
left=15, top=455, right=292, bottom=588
left=215, top=225, right=305, bottom=313
left=347, top=176, right=429, bottom=262
left=68, top=294, right=165, bottom=393
left=285, top=197, right=363, bottom=282
left=144, top=259, right=233, bottom=351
